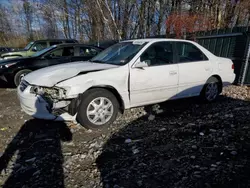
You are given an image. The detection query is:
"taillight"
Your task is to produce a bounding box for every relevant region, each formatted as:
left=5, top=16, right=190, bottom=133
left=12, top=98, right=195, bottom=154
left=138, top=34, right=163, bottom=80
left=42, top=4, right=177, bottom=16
left=232, top=64, right=234, bottom=70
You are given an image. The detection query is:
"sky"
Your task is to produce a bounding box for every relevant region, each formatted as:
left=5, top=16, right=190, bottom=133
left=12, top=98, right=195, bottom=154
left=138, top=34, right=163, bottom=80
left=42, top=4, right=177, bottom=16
left=1, top=0, right=10, bottom=6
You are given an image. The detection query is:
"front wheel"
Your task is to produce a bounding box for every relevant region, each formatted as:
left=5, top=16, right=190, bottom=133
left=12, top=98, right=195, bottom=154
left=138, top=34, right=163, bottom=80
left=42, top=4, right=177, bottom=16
left=14, top=69, right=32, bottom=87
left=200, top=77, right=221, bottom=102
left=76, top=88, right=119, bottom=129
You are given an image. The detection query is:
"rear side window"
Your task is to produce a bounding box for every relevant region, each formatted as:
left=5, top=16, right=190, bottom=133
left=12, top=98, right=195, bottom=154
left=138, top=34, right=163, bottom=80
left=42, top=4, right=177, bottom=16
left=176, top=42, right=208, bottom=63
left=32, top=42, right=47, bottom=51
left=48, top=47, right=74, bottom=57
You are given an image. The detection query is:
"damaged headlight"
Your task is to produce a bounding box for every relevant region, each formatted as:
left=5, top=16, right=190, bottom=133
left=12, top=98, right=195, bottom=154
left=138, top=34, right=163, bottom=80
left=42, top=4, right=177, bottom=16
left=30, top=86, right=66, bottom=99
left=30, top=86, right=44, bottom=95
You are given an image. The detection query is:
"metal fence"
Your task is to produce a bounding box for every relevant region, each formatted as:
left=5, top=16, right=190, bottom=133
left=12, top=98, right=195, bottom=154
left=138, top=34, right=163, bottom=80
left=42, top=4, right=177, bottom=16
left=191, top=27, right=250, bottom=85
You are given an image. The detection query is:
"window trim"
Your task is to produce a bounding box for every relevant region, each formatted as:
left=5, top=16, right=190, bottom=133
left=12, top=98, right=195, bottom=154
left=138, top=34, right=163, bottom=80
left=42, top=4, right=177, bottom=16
left=174, top=41, right=209, bottom=64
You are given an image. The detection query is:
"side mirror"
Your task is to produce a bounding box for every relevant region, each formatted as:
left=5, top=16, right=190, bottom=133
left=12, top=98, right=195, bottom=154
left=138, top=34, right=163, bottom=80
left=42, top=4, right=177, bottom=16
left=32, top=47, right=37, bottom=52
left=134, top=60, right=148, bottom=68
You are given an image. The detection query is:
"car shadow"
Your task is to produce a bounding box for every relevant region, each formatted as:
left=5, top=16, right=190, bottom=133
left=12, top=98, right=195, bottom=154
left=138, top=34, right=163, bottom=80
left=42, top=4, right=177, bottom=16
left=0, top=119, right=72, bottom=188
left=96, top=95, right=250, bottom=188
left=0, top=95, right=72, bottom=188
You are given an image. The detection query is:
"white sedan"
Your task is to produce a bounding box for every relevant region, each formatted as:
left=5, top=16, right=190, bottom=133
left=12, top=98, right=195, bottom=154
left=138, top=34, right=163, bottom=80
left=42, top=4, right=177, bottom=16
left=17, top=39, right=235, bottom=129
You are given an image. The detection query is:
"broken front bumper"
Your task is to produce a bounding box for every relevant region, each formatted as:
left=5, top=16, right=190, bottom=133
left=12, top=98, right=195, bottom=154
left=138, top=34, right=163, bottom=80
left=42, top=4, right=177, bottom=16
left=17, top=82, right=74, bottom=121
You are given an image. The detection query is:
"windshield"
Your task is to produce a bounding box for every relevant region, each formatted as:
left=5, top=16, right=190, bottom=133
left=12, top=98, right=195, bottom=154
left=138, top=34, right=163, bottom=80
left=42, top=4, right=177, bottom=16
left=24, top=42, right=34, bottom=50
left=90, top=41, right=147, bottom=65
left=31, top=45, right=57, bottom=57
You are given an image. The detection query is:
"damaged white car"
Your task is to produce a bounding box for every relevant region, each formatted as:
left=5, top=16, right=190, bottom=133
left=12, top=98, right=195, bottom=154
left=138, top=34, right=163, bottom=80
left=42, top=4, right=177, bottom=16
left=17, top=39, right=235, bottom=129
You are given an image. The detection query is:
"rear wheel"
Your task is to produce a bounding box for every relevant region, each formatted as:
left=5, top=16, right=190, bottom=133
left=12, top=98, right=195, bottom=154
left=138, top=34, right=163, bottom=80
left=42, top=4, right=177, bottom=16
left=76, top=88, right=119, bottom=129
left=201, top=77, right=221, bottom=102
left=14, top=69, right=32, bottom=87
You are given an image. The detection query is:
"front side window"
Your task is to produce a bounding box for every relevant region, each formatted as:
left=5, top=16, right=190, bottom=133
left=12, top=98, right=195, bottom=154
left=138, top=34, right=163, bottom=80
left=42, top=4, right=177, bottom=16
left=24, top=42, right=34, bottom=50
left=176, top=42, right=208, bottom=63
left=90, top=41, right=147, bottom=65
left=140, top=42, right=173, bottom=66
left=32, top=42, right=47, bottom=51
left=79, top=47, right=100, bottom=57
left=47, top=47, right=74, bottom=57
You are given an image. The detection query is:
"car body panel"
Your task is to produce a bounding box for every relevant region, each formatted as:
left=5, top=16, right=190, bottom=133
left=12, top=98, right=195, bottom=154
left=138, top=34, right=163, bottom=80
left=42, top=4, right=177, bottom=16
left=24, top=62, right=119, bottom=87
left=129, top=63, right=179, bottom=107
left=1, top=51, right=28, bottom=58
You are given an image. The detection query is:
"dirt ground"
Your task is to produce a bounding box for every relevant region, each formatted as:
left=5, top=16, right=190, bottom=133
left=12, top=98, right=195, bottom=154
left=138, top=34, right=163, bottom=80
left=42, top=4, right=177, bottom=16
left=0, top=81, right=249, bottom=188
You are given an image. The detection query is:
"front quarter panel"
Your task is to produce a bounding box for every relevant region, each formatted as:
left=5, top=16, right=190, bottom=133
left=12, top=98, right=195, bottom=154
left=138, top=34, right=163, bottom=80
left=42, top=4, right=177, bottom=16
left=56, top=65, right=130, bottom=108
left=26, top=50, right=35, bottom=57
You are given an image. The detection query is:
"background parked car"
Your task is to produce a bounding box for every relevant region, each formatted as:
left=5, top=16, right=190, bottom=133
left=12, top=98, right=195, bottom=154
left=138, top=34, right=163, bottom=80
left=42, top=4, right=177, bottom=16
left=0, top=39, right=78, bottom=60
left=0, top=43, right=103, bottom=86
left=0, top=47, right=15, bottom=55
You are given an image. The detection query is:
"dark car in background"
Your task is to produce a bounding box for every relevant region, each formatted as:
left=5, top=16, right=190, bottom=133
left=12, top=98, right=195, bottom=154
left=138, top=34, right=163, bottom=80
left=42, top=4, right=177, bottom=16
left=0, top=39, right=78, bottom=59
left=0, top=43, right=103, bottom=86
left=0, top=47, right=15, bottom=55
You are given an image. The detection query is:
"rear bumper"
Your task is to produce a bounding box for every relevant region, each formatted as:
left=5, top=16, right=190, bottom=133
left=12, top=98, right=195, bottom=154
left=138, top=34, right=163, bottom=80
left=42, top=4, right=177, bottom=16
left=222, top=73, right=235, bottom=87
left=17, top=83, right=74, bottom=121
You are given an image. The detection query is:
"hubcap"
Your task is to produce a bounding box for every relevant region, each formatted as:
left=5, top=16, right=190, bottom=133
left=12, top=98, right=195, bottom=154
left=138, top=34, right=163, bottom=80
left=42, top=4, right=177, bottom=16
left=205, top=82, right=218, bottom=101
left=20, top=73, right=26, bottom=81
left=86, top=97, right=114, bottom=125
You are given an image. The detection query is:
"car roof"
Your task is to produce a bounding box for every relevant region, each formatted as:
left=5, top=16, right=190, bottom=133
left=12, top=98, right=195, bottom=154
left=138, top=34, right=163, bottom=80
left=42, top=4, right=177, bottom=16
left=53, top=43, right=104, bottom=49
left=34, top=39, right=78, bottom=42
left=122, top=38, right=195, bottom=43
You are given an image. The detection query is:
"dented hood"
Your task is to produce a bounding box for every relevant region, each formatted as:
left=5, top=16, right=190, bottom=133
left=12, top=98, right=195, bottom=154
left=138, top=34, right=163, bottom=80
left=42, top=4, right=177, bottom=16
left=24, top=61, right=118, bottom=87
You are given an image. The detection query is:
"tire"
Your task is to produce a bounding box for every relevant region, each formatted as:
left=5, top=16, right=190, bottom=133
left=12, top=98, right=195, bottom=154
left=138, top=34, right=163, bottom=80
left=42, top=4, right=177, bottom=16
left=200, top=77, right=221, bottom=102
left=14, top=69, right=32, bottom=87
left=76, top=88, right=119, bottom=129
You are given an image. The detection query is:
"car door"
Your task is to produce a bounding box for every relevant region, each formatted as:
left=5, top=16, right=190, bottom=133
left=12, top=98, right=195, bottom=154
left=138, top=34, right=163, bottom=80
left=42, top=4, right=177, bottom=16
left=45, top=47, right=74, bottom=66
left=130, top=42, right=179, bottom=107
left=71, top=46, right=102, bottom=62
left=175, top=41, right=213, bottom=98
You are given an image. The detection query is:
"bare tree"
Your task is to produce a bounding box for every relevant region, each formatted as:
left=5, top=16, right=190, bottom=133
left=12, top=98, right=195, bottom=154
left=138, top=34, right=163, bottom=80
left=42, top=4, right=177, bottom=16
left=1, top=0, right=250, bottom=47
left=23, top=0, right=33, bottom=40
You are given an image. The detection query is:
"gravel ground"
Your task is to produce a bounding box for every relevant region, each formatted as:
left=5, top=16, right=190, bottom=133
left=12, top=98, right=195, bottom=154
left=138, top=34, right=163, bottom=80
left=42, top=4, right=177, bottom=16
left=0, top=83, right=249, bottom=188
